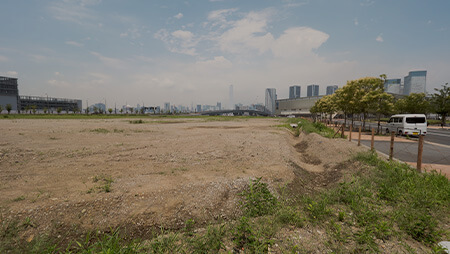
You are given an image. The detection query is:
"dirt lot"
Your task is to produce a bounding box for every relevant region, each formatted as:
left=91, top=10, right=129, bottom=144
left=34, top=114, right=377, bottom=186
left=0, top=117, right=365, bottom=240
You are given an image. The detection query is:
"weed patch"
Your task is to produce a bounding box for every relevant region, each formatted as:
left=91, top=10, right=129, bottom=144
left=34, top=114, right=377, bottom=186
left=240, top=177, right=278, bottom=217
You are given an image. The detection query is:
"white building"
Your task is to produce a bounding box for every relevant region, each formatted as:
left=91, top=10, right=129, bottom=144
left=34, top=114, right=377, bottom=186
left=385, top=79, right=401, bottom=94
left=265, top=88, right=277, bottom=114
left=404, top=71, right=426, bottom=95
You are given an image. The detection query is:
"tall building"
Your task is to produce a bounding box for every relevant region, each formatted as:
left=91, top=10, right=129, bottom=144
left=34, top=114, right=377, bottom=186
left=216, top=102, right=221, bottom=110
left=403, top=71, right=426, bottom=95
left=0, top=76, right=19, bottom=111
left=307, top=84, right=319, bottom=97
left=196, top=104, right=202, bottom=112
left=326, top=85, right=338, bottom=95
left=164, top=102, right=170, bottom=113
left=229, top=85, right=234, bottom=110
left=384, top=79, right=401, bottom=94
left=265, top=88, right=277, bottom=114
left=289, top=85, right=301, bottom=99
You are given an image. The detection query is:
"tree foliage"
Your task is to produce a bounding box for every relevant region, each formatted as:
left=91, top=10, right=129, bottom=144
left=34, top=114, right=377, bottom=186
left=6, top=104, right=12, bottom=114
left=395, top=93, right=430, bottom=114
left=430, top=83, right=450, bottom=126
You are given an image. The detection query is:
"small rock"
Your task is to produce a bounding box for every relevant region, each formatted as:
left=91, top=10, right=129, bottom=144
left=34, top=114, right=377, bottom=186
left=81, top=209, right=86, bottom=213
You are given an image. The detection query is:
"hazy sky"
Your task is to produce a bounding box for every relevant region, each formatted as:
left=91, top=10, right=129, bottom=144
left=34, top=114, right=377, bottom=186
left=1, top=0, right=449, bottom=108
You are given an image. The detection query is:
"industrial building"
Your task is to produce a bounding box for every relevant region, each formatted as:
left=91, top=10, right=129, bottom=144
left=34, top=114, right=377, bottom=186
left=0, top=76, right=20, bottom=111
left=0, top=76, right=82, bottom=113
left=275, top=96, right=323, bottom=116
left=404, top=70, right=427, bottom=95
left=19, top=96, right=82, bottom=112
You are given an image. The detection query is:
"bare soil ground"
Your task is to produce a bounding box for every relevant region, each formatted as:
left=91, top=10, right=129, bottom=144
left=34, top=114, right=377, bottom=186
left=0, top=118, right=366, bottom=243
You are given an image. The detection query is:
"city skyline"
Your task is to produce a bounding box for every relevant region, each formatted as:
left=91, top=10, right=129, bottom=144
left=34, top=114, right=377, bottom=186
left=1, top=0, right=449, bottom=106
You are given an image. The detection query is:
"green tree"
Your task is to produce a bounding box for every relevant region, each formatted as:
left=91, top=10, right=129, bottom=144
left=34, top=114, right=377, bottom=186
left=334, top=82, right=359, bottom=126
left=430, top=83, right=450, bottom=127
left=357, top=77, right=385, bottom=128
left=6, top=104, right=12, bottom=114
left=367, top=92, right=394, bottom=133
left=0, top=105, right=3, bottom=114
left=312, top=95, right=337, bottom=122
left=56, top=107, right=62, bottom=114
left=31, top=105, right=37, bottom=114
left=108, top=108, right=113, bottom=114
left=395, top=93, right=430, bottom=114
left=43, top=107, right=48, bottom=114
left=119, top=108, right=123, bottom=114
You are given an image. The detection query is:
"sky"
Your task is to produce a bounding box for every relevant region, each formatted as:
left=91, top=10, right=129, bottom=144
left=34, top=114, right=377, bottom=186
left=1, top=0, right=450, bottom=109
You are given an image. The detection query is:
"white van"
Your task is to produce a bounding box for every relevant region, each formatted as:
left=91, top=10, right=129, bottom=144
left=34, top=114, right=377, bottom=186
left=386, top=114, right=427, bottom=136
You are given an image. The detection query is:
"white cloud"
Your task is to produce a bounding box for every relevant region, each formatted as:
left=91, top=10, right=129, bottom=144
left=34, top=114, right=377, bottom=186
left=376, top=34, right=384, bottom=42
left=174, top=13, right=183, bottom=19
left=207, top=8, right=238, bottom=28
left=120, top=28, right=141, bottom=39
left=48, top=79, right=71, bottom=88
left=48, top=0, right=100, bottom=25
left=272, top=27, right=329, bottom=58
left=217, top=10, right=275, bottom=54
left=196, top=56, right=232, bottom=69
left=0, top=55, right=8, bottom=62
left=154, top=29, right=198, bottom=56
left=30, top=54, right=47, bottom=63
left=66, top=41, right=84, bottom=47
left=90, top=52, right=124, bottom=68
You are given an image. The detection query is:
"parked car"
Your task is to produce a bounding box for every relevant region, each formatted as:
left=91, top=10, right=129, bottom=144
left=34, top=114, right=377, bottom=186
left=386, top=114, right=427, bottom=136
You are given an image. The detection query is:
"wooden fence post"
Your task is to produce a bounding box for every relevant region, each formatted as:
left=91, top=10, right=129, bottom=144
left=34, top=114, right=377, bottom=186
left=389, top=131, right=395, bottom=161
left=358, top=126, right=361, bottom=146
left=417, top=135, right=424, bottom=172
left=341, top=124, right=345, bottom=138
left=371, top=128, right=375, bottom=151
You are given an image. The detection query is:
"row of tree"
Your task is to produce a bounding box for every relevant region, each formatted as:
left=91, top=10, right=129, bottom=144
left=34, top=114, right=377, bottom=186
left=310, top=76, right=450, bottom=130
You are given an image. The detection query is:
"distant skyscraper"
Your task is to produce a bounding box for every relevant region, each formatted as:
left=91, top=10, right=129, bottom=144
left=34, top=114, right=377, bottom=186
left=384, top=79, right=401, bottom=94
left=326, top=85, right=338, bottom=95
left=229, top=85, right=234, bottom=109
left=216, top=102, right=221, bottom=110
left=164, top=102, right=170, bottom=113
left=265, top=88, right=277, bottom=114
left=196, top=104, right=202, bottom=112
left=403, top=71, right=426, bottom=95
left=289, top=85, right=301, bottom=99
left=307, top=84, right=319, bottom=97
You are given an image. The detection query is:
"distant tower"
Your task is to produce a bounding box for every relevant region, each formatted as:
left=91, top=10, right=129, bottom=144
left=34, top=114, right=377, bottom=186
left=307, top=84, right=319, bottom=97
left=216, top=102, right=221, bottom=110
left=229, top=85, right=234, bottom=109
left=326, top=85, right=338, bottom=95
left=289, top=85, right=301, bottom=99
left=403, top=71, right=426, bottom=95
left=265, top=88, right=277, bottom=114
left=164, top=102, right=170, bottom=113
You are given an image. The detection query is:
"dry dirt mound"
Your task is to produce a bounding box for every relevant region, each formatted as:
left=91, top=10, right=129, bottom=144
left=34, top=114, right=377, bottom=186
left=0, top=118, right=367, bottom=241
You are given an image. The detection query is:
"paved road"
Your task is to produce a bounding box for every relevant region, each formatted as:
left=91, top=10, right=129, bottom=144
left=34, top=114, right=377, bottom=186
left=332, top=119, right=450, bottom=166
left=333, top=120, right=450, bottom=146
left=358, top=139, right=450, bottom=165
left=426, top=128, right=450, bottom=145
